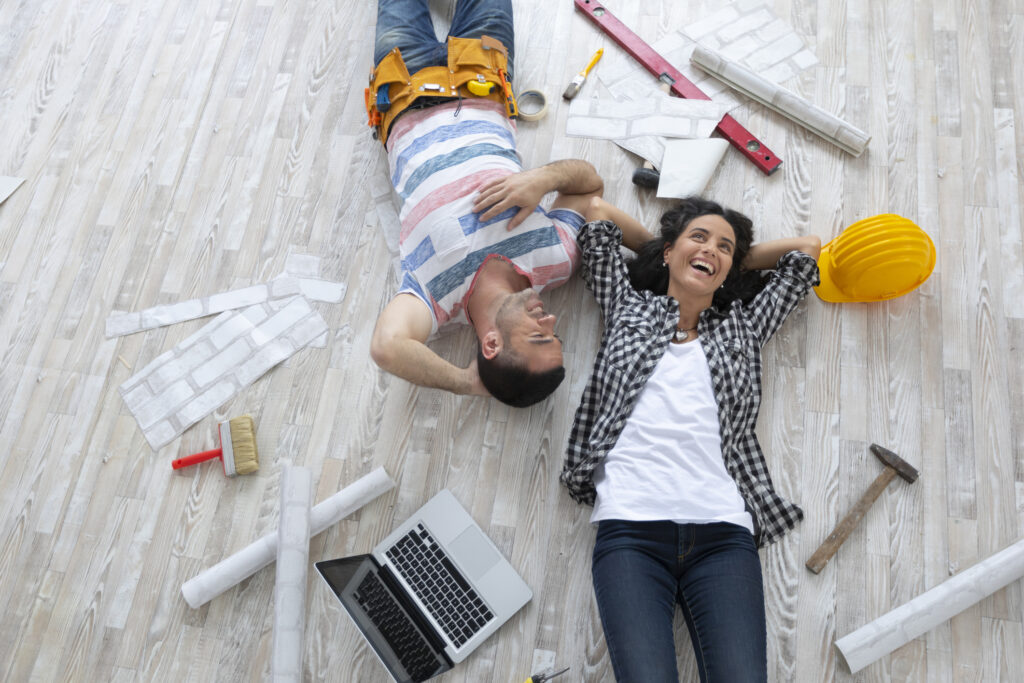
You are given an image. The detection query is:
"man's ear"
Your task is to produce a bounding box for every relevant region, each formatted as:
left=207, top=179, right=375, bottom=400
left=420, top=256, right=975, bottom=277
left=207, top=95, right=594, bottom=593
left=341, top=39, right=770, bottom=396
left=480, top=329, right=502, bottom=360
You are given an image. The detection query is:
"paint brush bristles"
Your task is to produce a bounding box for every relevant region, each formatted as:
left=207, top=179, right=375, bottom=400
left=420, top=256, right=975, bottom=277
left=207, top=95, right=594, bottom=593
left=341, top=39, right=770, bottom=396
left=225, top=415, right=259, bottom=476
left=171, top=414, right=260, bottom=477
left=562, top=48, right=603, bottom=100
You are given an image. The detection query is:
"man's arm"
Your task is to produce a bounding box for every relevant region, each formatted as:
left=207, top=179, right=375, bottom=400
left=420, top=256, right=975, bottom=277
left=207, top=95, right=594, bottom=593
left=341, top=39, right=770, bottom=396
left=580, top=196, right=654, bottom=252
left=473, top=159, right=604, bottom=230
left=370, top=294, right=489, bottom=396
left=742, top=235, right=821, bottom=270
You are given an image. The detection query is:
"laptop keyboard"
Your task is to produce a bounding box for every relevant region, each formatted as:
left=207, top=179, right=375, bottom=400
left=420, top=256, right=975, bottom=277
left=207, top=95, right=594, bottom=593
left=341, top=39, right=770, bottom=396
left=354, top=571, right=445, bottom=681
left=385, top=524, right=495, bottom=648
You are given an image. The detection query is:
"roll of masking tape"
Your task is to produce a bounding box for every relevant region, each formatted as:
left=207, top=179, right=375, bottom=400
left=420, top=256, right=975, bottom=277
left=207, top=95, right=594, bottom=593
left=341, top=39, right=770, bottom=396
left=516, top=90, right=548, bottom=121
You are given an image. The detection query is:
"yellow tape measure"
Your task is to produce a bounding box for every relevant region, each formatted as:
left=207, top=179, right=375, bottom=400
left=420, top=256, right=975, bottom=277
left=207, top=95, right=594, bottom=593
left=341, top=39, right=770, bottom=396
left=467, top=79, right=495, bottom=96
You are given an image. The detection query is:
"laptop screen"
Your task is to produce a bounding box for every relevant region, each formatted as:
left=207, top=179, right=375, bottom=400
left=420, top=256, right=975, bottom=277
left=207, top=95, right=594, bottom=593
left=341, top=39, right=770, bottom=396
left=316, top=556, right=453, bottom=683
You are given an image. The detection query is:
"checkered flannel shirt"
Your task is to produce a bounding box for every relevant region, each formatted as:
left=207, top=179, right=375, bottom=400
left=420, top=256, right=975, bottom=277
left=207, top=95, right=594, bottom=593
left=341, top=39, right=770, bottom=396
left=560, top=220, right=820, bottom=547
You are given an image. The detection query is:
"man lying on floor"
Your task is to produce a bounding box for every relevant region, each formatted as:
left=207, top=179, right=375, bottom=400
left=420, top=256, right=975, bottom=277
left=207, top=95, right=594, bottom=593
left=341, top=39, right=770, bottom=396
left=367, top=0, right=649, bottom=407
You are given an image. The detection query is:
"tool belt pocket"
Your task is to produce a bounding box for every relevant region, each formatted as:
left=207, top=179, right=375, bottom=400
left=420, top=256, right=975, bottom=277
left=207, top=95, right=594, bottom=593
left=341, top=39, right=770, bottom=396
left=447, top=35, right=507, bottom=73
left=448, top=36, right=509, bottom=97
left=375, top=48, right=412, bottom=88
left=366, top=48, right=413, bottom=120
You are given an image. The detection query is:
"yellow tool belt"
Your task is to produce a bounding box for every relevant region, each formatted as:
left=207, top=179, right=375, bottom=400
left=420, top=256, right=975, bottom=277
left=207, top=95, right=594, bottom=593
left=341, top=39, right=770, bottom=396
left=365, top=35, right=518, bottom=145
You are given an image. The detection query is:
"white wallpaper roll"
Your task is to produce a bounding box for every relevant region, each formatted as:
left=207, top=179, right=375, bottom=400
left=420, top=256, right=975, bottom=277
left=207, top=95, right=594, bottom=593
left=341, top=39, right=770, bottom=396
left=181, top=467, right=395, bottom=608
left=690, top=44, right=870, bottom=156
left=835, top=538, right=1024, bottom=673
left=272, top=464, right=312, bottom=683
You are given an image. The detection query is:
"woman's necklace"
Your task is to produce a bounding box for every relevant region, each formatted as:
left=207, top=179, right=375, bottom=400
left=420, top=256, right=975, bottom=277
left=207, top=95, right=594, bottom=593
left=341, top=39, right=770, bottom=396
left=673, top=326, right=698, bottom=343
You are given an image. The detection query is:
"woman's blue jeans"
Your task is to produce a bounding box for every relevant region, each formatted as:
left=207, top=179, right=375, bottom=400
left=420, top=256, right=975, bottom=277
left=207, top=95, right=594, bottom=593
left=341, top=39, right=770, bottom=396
left=591, top=520, right=768, bottom=683
left=374, top=0, right=515, bottom=79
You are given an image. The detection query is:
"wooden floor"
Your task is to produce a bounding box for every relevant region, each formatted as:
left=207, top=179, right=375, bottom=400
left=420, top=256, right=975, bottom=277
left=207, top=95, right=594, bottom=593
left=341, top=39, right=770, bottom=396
left=1, top=0, right=1023, bottom=680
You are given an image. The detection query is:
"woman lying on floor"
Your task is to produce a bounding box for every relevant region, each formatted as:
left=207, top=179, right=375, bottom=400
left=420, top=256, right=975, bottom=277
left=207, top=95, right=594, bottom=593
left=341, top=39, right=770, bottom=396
left=562, top=196, right=821, bottom=682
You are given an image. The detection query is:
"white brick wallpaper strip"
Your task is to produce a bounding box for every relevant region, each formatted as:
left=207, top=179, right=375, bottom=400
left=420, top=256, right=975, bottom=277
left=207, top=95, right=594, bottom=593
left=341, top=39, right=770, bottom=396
left=680, top=0, right=818, bottom=85
left=597, top=0, right=817, bottom=117
left=298, top=278, right=345, bottom=302
left=119, top=296, right=328, bottom=450
left=181, top=467, right=397, bottom=609
left=597, top=27, right=737, bottom=112
left=566, top=95, right=730, bottom=141
left=272, top=463, right=312, bottom=683
left=282, top=253, right=322, bottom=278
left=607, top=135, right=669, bottom=172
left=105, top=276, right=346, bottom=338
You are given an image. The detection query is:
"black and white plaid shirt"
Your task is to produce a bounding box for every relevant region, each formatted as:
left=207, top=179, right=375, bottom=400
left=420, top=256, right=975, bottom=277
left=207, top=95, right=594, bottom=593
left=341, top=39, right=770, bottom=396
left=560, top=220, right=820, bottom=547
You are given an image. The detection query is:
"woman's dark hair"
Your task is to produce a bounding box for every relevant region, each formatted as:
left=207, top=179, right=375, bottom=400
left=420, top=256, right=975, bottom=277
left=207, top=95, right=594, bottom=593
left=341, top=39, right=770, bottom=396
left=627, top=196, right=766, bottom=308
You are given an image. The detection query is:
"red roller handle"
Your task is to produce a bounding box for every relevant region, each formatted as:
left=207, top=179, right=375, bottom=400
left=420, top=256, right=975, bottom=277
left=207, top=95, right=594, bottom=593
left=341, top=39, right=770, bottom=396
left=172, top=448, right=223, bottom=470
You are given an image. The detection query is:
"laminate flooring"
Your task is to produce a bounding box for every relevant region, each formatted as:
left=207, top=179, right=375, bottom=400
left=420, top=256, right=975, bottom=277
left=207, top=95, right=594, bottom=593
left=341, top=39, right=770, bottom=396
left=1, top=0, right=1023, bottom=681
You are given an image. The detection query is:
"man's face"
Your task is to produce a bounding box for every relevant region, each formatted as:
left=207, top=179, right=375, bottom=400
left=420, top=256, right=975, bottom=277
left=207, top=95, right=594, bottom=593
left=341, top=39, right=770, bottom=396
left=495, top=289, right=563, bottom=372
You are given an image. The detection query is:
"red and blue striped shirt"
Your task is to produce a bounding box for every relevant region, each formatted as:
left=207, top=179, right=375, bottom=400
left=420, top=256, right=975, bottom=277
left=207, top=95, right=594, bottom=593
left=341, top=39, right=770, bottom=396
left=387, top=99, right=584, bottom=334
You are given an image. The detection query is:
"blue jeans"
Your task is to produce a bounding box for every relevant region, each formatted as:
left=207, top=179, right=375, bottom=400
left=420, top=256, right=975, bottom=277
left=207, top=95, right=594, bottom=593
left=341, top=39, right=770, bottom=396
left=591, top=520, right=768, bottom=683
left=374, top=0, right=515, bottom=80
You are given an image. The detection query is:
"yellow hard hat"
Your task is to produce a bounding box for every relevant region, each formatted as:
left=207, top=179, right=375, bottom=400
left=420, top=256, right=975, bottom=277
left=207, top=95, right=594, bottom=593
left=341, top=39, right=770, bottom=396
left=814, top=214, right=936, bottom=303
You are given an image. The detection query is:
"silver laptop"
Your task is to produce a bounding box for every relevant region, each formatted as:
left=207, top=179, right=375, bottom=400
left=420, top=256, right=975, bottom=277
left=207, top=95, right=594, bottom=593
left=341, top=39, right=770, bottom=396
left=315, top=489, right=532, bottom=682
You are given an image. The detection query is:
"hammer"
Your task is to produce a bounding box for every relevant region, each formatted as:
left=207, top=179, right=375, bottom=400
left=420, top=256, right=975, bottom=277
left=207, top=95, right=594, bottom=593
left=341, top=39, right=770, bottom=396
left=805, top=443, right=919, bottom=574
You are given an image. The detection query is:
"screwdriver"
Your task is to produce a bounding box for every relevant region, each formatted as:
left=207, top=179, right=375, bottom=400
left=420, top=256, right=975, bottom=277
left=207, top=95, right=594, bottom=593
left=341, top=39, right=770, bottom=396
left=524, top=665, right=570, bottom=683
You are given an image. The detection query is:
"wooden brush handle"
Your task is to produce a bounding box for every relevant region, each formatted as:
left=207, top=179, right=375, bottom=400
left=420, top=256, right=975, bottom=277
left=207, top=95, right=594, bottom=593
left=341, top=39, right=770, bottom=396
left=172, top=448, right=222, bottom=470
left=805, top=467, right=898, bottom=574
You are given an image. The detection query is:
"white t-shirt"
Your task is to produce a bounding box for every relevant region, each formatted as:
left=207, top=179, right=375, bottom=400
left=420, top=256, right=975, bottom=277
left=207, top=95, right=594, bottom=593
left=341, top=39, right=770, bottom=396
left=591, top=338, right=754, bottom=533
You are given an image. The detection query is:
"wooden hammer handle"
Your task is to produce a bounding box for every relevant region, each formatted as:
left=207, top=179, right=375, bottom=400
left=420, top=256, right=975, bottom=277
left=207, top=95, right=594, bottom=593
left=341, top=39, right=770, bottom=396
left=805, top=466, right=898, bottom=574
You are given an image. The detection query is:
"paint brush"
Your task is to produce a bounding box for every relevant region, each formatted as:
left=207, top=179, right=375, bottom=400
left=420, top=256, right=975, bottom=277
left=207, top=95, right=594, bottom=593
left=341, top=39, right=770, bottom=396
left=172, top=415, right=259, bottom=476
left=562, top=49, right=603, bottom=100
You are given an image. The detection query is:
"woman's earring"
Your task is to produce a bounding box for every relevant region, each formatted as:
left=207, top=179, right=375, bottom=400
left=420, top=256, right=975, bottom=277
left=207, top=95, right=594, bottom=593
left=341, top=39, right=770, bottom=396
left=662, top=261, right=667, bottom=268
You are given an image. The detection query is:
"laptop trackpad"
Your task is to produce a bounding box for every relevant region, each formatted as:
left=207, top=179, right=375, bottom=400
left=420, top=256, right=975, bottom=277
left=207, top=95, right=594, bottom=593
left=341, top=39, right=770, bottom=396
left=449, top=526, right=500, bottom=581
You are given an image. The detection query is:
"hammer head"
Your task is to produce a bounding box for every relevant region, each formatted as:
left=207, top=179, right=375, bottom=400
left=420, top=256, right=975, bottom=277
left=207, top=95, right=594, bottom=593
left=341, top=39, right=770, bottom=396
left=631, top=167, right=660, bottom=189
left=870, top=443, right=919, bottom=483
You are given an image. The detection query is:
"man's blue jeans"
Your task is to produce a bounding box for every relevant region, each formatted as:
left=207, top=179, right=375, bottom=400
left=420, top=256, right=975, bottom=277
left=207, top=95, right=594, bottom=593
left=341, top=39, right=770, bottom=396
left=374, top=0, right=515, bottom=79
left=591, top=520, right=768, bottom=683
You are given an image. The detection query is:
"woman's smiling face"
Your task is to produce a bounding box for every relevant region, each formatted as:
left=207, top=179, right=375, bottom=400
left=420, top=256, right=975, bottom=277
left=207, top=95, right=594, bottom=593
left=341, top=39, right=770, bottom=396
left=663, top=214, right=737, bottom=298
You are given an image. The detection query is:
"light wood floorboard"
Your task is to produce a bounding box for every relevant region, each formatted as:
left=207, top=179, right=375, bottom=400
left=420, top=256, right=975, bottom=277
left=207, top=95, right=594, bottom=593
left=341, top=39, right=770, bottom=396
left=1, top=0, right=1023, bottom=681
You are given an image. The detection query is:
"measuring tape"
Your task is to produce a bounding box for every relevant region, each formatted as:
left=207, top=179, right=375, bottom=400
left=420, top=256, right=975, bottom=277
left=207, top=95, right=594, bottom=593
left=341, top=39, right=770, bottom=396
left=574, top=0, right=782, bottom=175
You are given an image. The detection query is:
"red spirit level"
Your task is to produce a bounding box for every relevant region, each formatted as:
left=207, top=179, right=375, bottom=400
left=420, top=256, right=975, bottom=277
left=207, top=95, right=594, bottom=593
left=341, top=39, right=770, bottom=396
left=574, top=0, right=783, bottom=175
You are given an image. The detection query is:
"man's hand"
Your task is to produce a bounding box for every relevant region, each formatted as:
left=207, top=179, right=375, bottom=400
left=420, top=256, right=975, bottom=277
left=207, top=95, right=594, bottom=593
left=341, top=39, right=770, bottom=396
left=473, top=168, right=547, bottom=231
left=472, top=159, right=604, bottom=232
